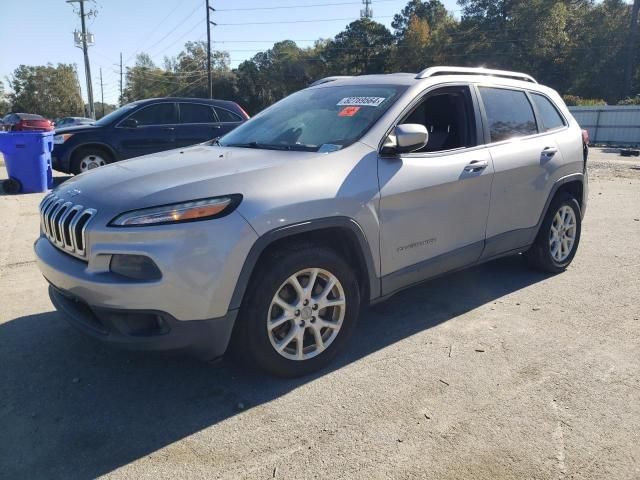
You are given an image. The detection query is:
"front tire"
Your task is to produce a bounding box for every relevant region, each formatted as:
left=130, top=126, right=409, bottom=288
left=526, top=193, right=582, bottom=273
left=235, top=246, right=360, bottom=377
left=71, top=147, right=112, bottom=174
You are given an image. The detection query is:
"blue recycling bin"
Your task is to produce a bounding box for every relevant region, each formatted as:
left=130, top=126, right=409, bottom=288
left=0, top=131, right=54, bottom=193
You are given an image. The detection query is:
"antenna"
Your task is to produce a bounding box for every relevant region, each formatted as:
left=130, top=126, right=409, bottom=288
left=360, top=0, right=372, bottom=18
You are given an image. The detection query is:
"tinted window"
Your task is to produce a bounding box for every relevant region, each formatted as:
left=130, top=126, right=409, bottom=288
left=531, top=93, right=565, bottom=131
left=214, top=107, right=241, bottom=122
left=180, top=103, right=215, bottom=123
left=479, top=87, right=537, bottom=142
left=129, top=103, right=176, bottom=126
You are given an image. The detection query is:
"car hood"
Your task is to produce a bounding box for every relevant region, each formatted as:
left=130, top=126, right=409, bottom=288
left=55, top=144, right=319, bottom=212
left=54, top=124, right=98, bottom=134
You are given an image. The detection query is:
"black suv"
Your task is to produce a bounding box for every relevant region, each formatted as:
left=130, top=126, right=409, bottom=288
left=52, top=97, right=249, bottom=174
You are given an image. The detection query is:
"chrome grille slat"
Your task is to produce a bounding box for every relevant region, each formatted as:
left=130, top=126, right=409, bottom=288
left=39, top=194, right=96, bottom=260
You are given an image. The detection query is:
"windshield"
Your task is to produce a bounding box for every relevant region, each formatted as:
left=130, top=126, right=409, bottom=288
left=94, top=103, right=138, bottom=126
left=219, top=85, right=407, bottom=152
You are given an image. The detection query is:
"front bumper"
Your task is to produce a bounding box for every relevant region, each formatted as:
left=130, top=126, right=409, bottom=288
left=34, top=208, right=257, bottom=357
left=49, top=285, right=237, bottom=359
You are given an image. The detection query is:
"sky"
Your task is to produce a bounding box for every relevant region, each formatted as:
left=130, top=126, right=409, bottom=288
left=0, top=0, right=460, bottom=105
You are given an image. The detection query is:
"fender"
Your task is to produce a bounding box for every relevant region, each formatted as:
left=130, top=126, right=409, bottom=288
left=228, top=216, right=381, bottom=310
left=535, top=172, right=586, bottom=228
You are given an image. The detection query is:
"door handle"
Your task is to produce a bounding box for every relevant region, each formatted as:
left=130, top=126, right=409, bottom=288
left=541, top=146, right=558, bottom=157
left=163, top=127, right=175, bottom=131
left=463, top=160, right=489, bottom=172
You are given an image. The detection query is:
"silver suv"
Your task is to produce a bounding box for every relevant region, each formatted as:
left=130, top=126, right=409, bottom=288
left=35, top=67, right=588, bottom=377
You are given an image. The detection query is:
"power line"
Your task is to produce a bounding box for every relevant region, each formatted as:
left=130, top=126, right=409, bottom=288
left=147, top=19, right=205, bottom=58
left=216, top=15, right=394, bottom=26
left=125, top=2, right=202, bottom=64
left=215, top=0, right=403, bottom=12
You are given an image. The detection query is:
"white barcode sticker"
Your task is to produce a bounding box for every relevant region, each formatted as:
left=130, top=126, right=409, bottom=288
left=337, top=96, right=386, bottom=107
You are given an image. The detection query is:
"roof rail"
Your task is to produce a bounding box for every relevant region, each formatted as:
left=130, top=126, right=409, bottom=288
left=416, top=66, right=537, bottom=84
left=310, top=76, right=353, bottom=87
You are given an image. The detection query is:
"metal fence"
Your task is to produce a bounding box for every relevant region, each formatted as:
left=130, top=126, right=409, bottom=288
left=568, top=105, right=640, bottom=146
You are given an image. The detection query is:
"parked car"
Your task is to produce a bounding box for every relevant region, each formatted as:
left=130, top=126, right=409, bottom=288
left=35, top=67, right=587, bottom=377
left=51, top=97, right=249, bottom=174
left=1, top=113, right=54, bottom=131
left=55, top=116, right=94, bottom=128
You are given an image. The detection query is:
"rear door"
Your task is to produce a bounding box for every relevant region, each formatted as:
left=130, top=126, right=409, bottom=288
left=117, top=102, right=178, bottom=158
left=477, top=86, right=564, bottom=256
left=175, top=102, right=221, bottom=148
left=378, top=85, right=493, bottom=293
left=212, top=106, right=244, bottom=136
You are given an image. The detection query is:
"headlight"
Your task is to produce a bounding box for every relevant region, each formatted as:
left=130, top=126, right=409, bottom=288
left=109, top=195, right=242, bottom=226
left=53, top=134, right=74, bottom=144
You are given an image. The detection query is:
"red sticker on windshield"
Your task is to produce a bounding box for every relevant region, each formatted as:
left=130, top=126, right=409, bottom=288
left=338, top=106, right=360, bottom=117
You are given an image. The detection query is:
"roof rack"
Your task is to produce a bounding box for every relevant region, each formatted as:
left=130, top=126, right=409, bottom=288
left=309, top=76, right=353, bottom=87
left=415, top=66, right=537, bottom=84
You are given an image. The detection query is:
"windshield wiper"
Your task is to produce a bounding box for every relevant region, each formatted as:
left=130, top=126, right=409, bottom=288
left=223, top=141, right=263, bottom=149
left=223, top=142, right=317, bottom=152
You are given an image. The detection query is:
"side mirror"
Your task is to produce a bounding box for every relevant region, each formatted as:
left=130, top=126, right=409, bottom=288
left=120, top=118, right=138, bottom=129
left=394, top=124, right=429, bottom=153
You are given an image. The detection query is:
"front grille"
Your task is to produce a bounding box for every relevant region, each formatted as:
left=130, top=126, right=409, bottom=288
left=39, top=194, right=96, bottom=259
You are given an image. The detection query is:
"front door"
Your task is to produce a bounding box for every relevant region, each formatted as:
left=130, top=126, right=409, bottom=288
left=118, top=102, right=178, bottom=158
left=378, top=85, right=493, bottom=294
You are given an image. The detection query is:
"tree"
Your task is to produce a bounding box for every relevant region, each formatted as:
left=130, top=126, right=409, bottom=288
left=8, top=64, right=84, bottom=118
left=0, top=80, right=10, bottom=116
left=323, top=19, right=394, bottom=75
left=93, top=102, right=117, bottom=119
left=236, top=40, right=326, bottom=112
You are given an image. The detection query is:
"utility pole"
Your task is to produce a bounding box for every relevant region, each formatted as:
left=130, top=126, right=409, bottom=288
left=206, top=0, right=216, bottom=99
left=119, top=52, right=123, bottom=105
left=623, top=0, right=640, bottom=99
left=361, top=0, right=373, bottom=18
left=99, top=67, right=104, bottom=118
left=68, top=0, right=95, bottom=119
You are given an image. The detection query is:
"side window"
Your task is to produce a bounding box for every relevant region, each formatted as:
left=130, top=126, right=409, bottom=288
left=478, top=87, right=538, bottom=142
left=129, top=103, right=177, bottom=126
left=400, top=86, right=476, bottom=152
left=180, top=103, right=216, bottom=124
left=531, top=93, right=566, bottom=131
left=214, top=107, right=242, bottom=122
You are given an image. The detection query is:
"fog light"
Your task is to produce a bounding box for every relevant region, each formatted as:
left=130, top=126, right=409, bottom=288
left=110, top=254, right=162, bottom=281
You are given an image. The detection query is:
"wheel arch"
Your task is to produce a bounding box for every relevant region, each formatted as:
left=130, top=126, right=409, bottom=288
left=70, top=142, right=118, bottom=164
left=533, top=173, right=585, bottom=240
left=228, top=217, right=380, bottom=311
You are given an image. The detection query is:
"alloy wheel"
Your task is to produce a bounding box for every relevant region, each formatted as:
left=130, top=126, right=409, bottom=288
left=549, top=205, right=577, bottom=262
left=267, top=267, right=346, bottom=361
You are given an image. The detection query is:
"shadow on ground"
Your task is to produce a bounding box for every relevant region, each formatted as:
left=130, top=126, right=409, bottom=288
left=0, top=255, right=549, bottom=479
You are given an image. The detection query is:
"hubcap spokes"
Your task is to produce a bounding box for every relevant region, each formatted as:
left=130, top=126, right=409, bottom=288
left=267, top=268, right=345, bottom=361
left=549, top=205, right=576, bottom=262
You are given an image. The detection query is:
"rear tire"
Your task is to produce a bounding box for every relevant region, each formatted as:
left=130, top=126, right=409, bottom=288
left=234, top=246, right=360, bottom=377
left=525, top=193, right=581, bottom=273
left=71, top=147, right=113, bottom=174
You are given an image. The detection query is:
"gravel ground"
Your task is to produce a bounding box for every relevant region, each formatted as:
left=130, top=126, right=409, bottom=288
left=0, top=149, right=639, bottom=480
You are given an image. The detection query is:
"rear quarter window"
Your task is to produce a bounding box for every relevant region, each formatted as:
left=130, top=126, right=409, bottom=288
left=214, top=107, right=242, bottom=122
left=531, top=93, right=566, bottom=131
left=479, top=87, right=538, bottom=142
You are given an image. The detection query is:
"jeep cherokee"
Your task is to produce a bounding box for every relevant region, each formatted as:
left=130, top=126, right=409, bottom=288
left=35, top=67, right=588, bottom=377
